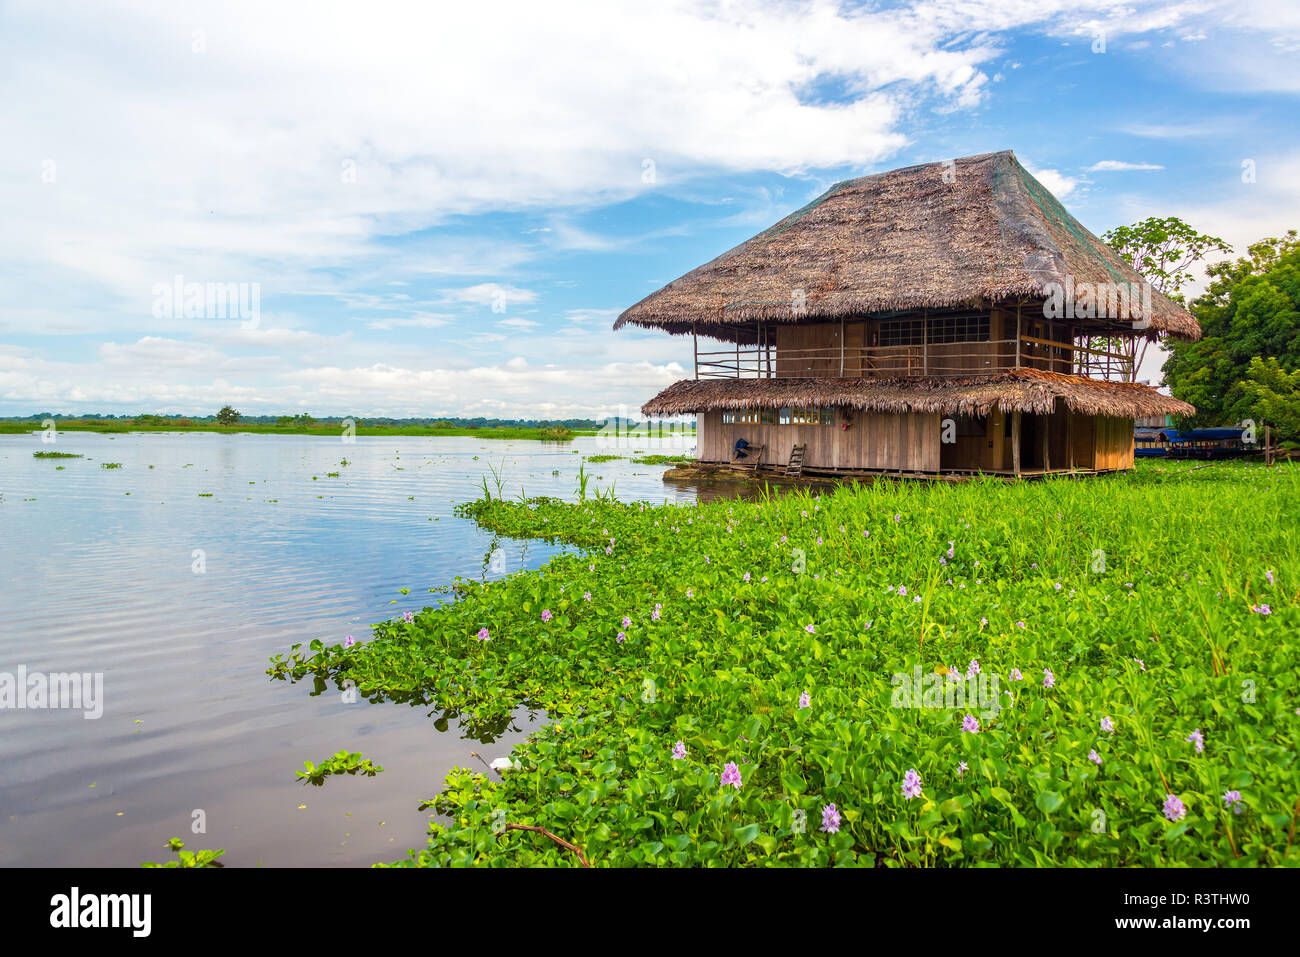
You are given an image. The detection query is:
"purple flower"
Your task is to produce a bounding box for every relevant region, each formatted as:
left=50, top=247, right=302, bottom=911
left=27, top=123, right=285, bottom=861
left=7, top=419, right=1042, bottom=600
left=720, top=762, right=743, bottom=789
left=979, top=617, right=988, bottom=628
left=1009, top=667, right=1023, bottom=681
left=402, top=611, right=414, bottom=623
left=966, top=658, right=980, bottom=678
left=820, top=803, right=841, bottom=834
left=946, top=541, right=955, bottom=559
left=671, top=740, right=687, bottom=761
left=583, top=591, right=592, bottom=602
left=1043, top=668, right=1055, bottom=688
left=957, top=760, right=968, bottom=778
left=616, top=631, right=626, bottom=643
left=652, top=603, right=662, bottom=620
left=1185, top=728, right=1204, bottom=754
left=1100, top=716, right=1115, bottom=733
left=1016, top=621, right=1026, bottom=629
left=901, top=768, right=923, bottom=800
left=622, top=615, right=632, bottom=628
left=743, top=572, right=751, bottom=582
left=804, top=623, right=816, bottom=634
left=1222, top=790, right=1243, bottom=813
left=686, top=587, right=694, bottom=598
left=1163, top=793, right=1186, bottom=822
left=1134, top=658, right=1146, bottom=671
left=1088, top=749, right=1102, bottom=766
left=898, top=585, right=907, bottom=596
left=798, top=691, right=811, bottom=709
left=541, top=609, right=552, bottom=623
left=962, top=714, right=980, bottom=734
left=1265, top=569, right=1275, bottom=587
left=343, top=634, right=356, bottom=648
left=476, top=627, right=490, bottom=641
left=1252, top=603, right=1272, bottom=615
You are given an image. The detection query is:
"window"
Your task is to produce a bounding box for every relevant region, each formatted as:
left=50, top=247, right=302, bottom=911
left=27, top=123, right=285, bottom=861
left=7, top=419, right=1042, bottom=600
left=723, top=409, right=764, bottom=424
left=878, top=314, right=990, bottom=345
left=879, top=320, right=922, bottom=346
left=721, top=411, right=735, bottom=424
left=929, top=314, right=990, bottom=344
left=778, top=407, right=834, bottom=425
left=761, top=408, right=775, bottom=424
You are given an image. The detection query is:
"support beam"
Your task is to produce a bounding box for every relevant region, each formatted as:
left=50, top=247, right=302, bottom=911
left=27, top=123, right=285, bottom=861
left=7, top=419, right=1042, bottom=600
left=692, top=323, right=698, bottom=379
left=839, top=316, right=845, bottom=377
left=1011, top=411, right=1022, bottom=476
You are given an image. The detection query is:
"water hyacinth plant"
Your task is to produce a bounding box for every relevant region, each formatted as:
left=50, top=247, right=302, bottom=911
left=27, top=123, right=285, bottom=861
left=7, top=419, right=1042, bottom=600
left=269, top=460, right=1299, bottom=867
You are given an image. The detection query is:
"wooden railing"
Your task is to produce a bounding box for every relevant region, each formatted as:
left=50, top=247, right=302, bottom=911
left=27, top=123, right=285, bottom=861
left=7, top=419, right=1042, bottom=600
left=695, top=337, right=1134, bottom=382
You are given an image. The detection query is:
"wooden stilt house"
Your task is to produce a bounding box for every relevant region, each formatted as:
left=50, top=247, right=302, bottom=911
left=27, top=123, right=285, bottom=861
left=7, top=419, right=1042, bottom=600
left=615, top=151, right=1196, bottom=477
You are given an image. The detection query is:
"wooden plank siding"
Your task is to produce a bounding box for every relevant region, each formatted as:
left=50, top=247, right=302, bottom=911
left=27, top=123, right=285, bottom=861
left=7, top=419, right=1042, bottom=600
left=696, top=405, right=1135, bottom=475
left=699, top=408, right=940, bottom=472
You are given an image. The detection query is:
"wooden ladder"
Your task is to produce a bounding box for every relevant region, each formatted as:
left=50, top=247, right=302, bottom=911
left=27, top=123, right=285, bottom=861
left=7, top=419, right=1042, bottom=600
left=785, top=443, right=807, bottom=477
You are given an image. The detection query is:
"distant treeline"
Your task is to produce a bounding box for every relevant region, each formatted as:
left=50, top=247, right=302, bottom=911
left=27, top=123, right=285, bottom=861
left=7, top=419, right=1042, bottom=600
left=5, top=413, right=605, bottom=430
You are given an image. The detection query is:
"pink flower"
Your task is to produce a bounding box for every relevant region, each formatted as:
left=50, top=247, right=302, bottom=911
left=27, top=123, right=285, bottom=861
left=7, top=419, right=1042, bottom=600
left=402, top=611, right=414, bottom=623
left=1009, top=667, right=1023, bottom=681
left=1185, top=728, right=1205, bottom=754
left=1252, top=603, right=1272, bottom=615
left=1043, top=668, right=1055, bottom=688
left=541, top=609, right=552, bottom=622
left=1100, top=716, right=1115, bottom=733
left=671, top=741, right=687, bottom=761
left=804, top=624, right=816, bottom=634
left=901, top=768, right=923, bottom=800
left=798, top=691, right=811, bottom=709
left=343, top=635, right=356, bottom=648
left=820, top=803, right=841, bottom=834
left=1163, top=793, right=1186, bottom=822
left=720, top=762, right=743, bottom=789
left=616, top=631, right=626, bottom=643
left=962, top=714, right=980, bottom=734
left=476, top=627, right=490, bottom=641
left=1088, top=749, right=1102, bottom=766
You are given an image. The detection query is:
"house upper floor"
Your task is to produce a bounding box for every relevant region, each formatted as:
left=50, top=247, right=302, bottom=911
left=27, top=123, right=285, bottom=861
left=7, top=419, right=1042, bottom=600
left=691, top=303, right=1139, bottom=382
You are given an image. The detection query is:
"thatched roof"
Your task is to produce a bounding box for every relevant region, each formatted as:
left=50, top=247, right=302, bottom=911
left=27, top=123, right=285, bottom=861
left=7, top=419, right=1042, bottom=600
left=641, top=368, right=1195, bottom=419
left=616, top=150, right=1199, bottom=342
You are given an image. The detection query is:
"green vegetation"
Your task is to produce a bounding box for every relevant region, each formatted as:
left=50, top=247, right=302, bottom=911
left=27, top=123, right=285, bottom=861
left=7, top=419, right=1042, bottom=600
left=585, top=454, right=625, bottom=463
left=632, top=453, right=696, bottom=465
left=0, top=416, right=578, bottom=441
left=216, top=405, right=242, bottom=425
left=295, top=750, right=384, bottom=785
left=142, top=838, right=226, bottom=868
left=270, top=461, right=1298, bottom=867
left=100, top=462, right=122, bottom=469
left=1165, top=230, right=1300, bottom=437
left=32, top=451, right=83, bottom=458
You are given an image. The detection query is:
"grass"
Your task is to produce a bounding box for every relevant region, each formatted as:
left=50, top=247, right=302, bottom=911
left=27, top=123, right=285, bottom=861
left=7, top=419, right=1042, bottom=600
left=1, top=418, right=574, bottom=441
left=31, top=451, right=83, bottom=458
left=269, top=460, right=1299, bottom=867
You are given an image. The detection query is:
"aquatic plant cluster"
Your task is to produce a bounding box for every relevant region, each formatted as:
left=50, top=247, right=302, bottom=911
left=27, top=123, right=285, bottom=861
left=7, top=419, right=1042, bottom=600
left=269, top=461, right=1298, bottom=866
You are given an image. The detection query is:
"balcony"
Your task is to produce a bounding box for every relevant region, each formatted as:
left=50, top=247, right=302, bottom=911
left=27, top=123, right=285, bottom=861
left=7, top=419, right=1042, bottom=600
left=694, top=336, right=1135, bottom=382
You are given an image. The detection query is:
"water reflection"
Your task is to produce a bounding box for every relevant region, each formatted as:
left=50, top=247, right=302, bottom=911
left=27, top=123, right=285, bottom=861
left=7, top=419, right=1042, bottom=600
left=0, top=432, right=697, bottom=866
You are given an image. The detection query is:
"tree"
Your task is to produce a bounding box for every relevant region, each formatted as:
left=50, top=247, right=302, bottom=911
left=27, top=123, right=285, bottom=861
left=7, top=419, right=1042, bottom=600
left=216, top=405, right=241, bottom=425
left=1242, top=357, right=1300, bottom=441
left=1101, top=217, right=1231, bottom=381
left=1164, top=230, right=1300, bottom=433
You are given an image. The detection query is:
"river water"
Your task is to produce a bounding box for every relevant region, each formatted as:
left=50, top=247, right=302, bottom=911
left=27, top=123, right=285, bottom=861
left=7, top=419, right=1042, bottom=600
left=0, top=431, right=699, bottom=866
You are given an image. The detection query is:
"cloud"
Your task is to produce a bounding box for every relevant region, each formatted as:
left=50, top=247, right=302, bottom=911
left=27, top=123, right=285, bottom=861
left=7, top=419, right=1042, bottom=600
left=1087, top=160, right=1165, bottom=171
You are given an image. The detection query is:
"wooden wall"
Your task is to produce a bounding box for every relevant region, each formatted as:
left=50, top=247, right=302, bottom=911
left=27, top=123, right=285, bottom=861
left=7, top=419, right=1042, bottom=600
left=699, top=408, right=940, bottom=472
left=696, top=405, right=1134, bottom=474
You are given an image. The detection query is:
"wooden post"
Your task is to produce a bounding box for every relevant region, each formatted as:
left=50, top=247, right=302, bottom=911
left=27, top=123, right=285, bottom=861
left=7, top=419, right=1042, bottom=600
left=839, top=316, right=845, bottom=377
left=1014, top=304, right=1022, bottom=369
left=692, top=323, right=698, bottom=379
left=922, top=310, right=928, bottom=375
left=1011, top=411, right=1022, bottom=476
left=1265, top=423, right=1273, bottom=466
left=755, top=320, right=761, bottom=379
left=735, top=332, right=739, bottom=379
left=1066, top=410, right=1075, bottom=471
left=1042, top=413, right=1051, bottom=473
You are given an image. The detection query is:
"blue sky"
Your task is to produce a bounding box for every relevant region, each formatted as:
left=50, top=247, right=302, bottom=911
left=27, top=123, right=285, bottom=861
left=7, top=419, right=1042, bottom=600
left=2, top=0, right=1298, bottom=418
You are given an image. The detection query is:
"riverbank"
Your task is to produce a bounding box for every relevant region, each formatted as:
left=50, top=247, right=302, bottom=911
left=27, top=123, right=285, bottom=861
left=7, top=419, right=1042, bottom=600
left=1, top=419, right=575, bottom=440
left=271, top=459, right=1299, bottom=867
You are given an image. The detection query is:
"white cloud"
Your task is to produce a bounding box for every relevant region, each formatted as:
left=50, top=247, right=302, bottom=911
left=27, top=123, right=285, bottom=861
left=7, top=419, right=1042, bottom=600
left=1087, top=160, right=1165, bottom=171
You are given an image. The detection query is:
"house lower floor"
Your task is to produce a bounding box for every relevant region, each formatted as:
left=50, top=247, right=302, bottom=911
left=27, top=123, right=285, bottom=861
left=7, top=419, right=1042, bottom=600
left=698, top=402, right=1135, bottom=475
